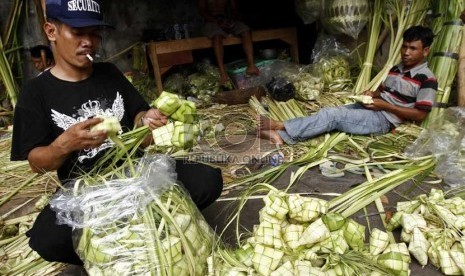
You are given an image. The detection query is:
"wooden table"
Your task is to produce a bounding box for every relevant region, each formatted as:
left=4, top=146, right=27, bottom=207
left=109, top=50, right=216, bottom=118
left=147, top=27, right=299, bottom=93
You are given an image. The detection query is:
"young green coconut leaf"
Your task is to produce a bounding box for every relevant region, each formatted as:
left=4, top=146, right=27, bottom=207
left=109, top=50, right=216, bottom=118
left=347, top=95, right=374, bottom=104
left=439, top=250, right=462, bottom=275
left=152, top=122, right=175, bottom=146
left=408, top=227, right=430, bottom=266
left=376, top=251, right=410, bottom=276
left=444, top=197, right=465, bottom=215
left=369, top=228, right=390, bottom=256
left=298, top=218, right=331, bottom=247
left=318, top=229, right=349, bottom=254
left=171, top=122, right=199, bottom=149
left=294, top=260, right=315, bottom=275
left=321, top=213, right=346, bottom=232
left=400, top=213, right=427, bottom=233
left=300, top=249, right=325, bottom=267
left=90, top=115, right=122, bottom=135
left=263, top=190, right=289, bottom=220
left=383, top=243, right=411, bottom=263
left=449, top=250, right=465, bottom=275
left=282, top=224, right=304, bottom=250
left=400, top=228, right=412, bottom=243
left=152, top=91, right=182, bottom=116
left=252, top=244, right=285, bottom=276
left=269, top=260, right=294, bottom=276
left=343, top=219, right=366, bottom=251
left=234, top=243, right=254, bottom=267
left=253, top=220, right=285, bottom=249
left=170, top=100, right=196, bottom=124
left=288, top=195, right=328, bottom=223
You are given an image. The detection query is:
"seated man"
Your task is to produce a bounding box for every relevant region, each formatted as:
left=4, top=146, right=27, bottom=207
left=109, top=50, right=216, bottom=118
left=12, top=0, right=223, bottom=265
left=29, top=44, right=54, bottom=75
left=259, top=26, right=437, bottom=144
left=199, top=0, right=259, bottom=85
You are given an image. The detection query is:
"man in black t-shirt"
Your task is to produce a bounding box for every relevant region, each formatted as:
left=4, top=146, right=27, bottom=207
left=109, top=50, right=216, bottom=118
left=11, top=0, right=223, bottom=265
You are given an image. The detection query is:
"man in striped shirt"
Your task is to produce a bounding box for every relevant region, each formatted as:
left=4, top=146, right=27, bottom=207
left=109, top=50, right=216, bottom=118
left=259, top=25, right=437, bottom=144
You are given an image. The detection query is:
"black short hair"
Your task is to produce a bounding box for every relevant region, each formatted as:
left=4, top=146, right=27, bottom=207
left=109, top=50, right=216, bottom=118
left=30, top=45, right=53, bottom=60
left=403, top=26, right=434, bottom=48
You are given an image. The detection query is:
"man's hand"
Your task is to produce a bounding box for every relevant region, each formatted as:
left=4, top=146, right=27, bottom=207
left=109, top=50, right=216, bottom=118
left=363, top=98, right=389, bottom=111
left=141, top=108, right=168, bottom=130
left=52, top=117, right=108, bottom=155
left=28, top=117, right=108, bottom=173
left=363, top=90, right=381, bottom=98
left=218, top=18, right=235, bottom=30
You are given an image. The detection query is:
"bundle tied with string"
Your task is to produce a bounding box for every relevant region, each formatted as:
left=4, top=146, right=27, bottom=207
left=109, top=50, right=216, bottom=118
left=50, top=154, right=216, bottom=275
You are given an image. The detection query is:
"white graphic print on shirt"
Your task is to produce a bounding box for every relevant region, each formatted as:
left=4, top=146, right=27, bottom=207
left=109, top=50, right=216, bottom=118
left=51, top=92, right=125, bottom=162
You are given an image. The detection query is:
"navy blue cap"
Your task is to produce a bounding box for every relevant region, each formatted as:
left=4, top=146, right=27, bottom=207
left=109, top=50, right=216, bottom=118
left=46, top=0, right=113, bottom=28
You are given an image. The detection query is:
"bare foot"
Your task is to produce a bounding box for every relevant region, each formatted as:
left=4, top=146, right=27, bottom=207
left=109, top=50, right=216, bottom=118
left=219, top=74, right=230, bottom=86
left=259, top=115, right=285, bottom=131
left=257, top=129, right=284, bottom=145
left=246, top=65, right=260, bottom=76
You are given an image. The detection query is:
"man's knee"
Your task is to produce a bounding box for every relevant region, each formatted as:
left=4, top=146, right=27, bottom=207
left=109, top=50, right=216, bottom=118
left=27, top=205, right=83, bottom=265
left=175, top=160, right=223, bottom=210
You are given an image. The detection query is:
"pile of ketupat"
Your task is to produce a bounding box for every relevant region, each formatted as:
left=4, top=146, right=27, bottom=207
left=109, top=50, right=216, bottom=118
left=151, top=91, right=199, bottom=150
left=208, top=186, right=410, bottom=275
left=387, top=189, right=465, bottom=275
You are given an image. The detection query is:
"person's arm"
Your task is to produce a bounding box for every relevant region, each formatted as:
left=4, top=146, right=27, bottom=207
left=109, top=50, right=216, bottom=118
left=365, top=99, right=429, bottom=122
left=27, top=118, right=106, bottom=172
left=198, top=0, right=218, bottom=22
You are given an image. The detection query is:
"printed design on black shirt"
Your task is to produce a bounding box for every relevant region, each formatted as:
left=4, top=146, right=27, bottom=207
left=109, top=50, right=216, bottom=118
left=51, top=92, right=125, bottom=162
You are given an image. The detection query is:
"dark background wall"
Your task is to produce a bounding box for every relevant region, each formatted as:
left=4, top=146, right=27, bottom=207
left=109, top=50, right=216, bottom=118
left=101, top=0, right=318, bottom=70
left=1, top=0, right=319, bottom=80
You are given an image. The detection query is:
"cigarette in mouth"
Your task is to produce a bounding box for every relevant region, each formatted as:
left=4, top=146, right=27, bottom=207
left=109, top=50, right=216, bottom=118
left=86, top=54, right=94, bottom=62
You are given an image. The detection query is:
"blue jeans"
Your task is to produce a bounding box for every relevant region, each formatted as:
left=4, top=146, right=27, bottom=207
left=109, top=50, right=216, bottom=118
left=278, top=104, right=392, bottom=144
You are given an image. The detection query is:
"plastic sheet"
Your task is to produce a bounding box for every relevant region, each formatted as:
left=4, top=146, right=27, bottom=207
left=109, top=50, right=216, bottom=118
left=50, top=154, right=216, bottom=275
left=404, top=107, right=465, bottom=187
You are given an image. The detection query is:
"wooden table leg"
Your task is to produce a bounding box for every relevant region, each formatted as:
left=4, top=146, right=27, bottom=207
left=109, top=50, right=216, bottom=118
left=147, top=43, right=163, bottom=95
left=280, top=28, right=300, bottom=64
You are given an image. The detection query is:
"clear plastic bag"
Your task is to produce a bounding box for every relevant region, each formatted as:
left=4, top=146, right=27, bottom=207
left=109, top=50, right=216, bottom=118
left=50, top=154, right=216, bottom=275
left=294, top=64, right=324, bottom=101
left=321, top=0, right=370, bottom=39
left=311, top=34, right=349, bottom=64
left=163, top=73, right=187, bottom=95
left=256, top=60, right=299, bottom=101
left=404, top=107, right=465, bottom=187
left=294, top=0, right=321, bottom=25
left=311, top=35, right=352, bottom=92
left=261, top=60, right=300, bottom=86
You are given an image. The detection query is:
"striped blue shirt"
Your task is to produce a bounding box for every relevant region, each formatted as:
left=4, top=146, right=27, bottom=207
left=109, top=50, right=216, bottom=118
left=380, top=62, right=437, bottom=126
